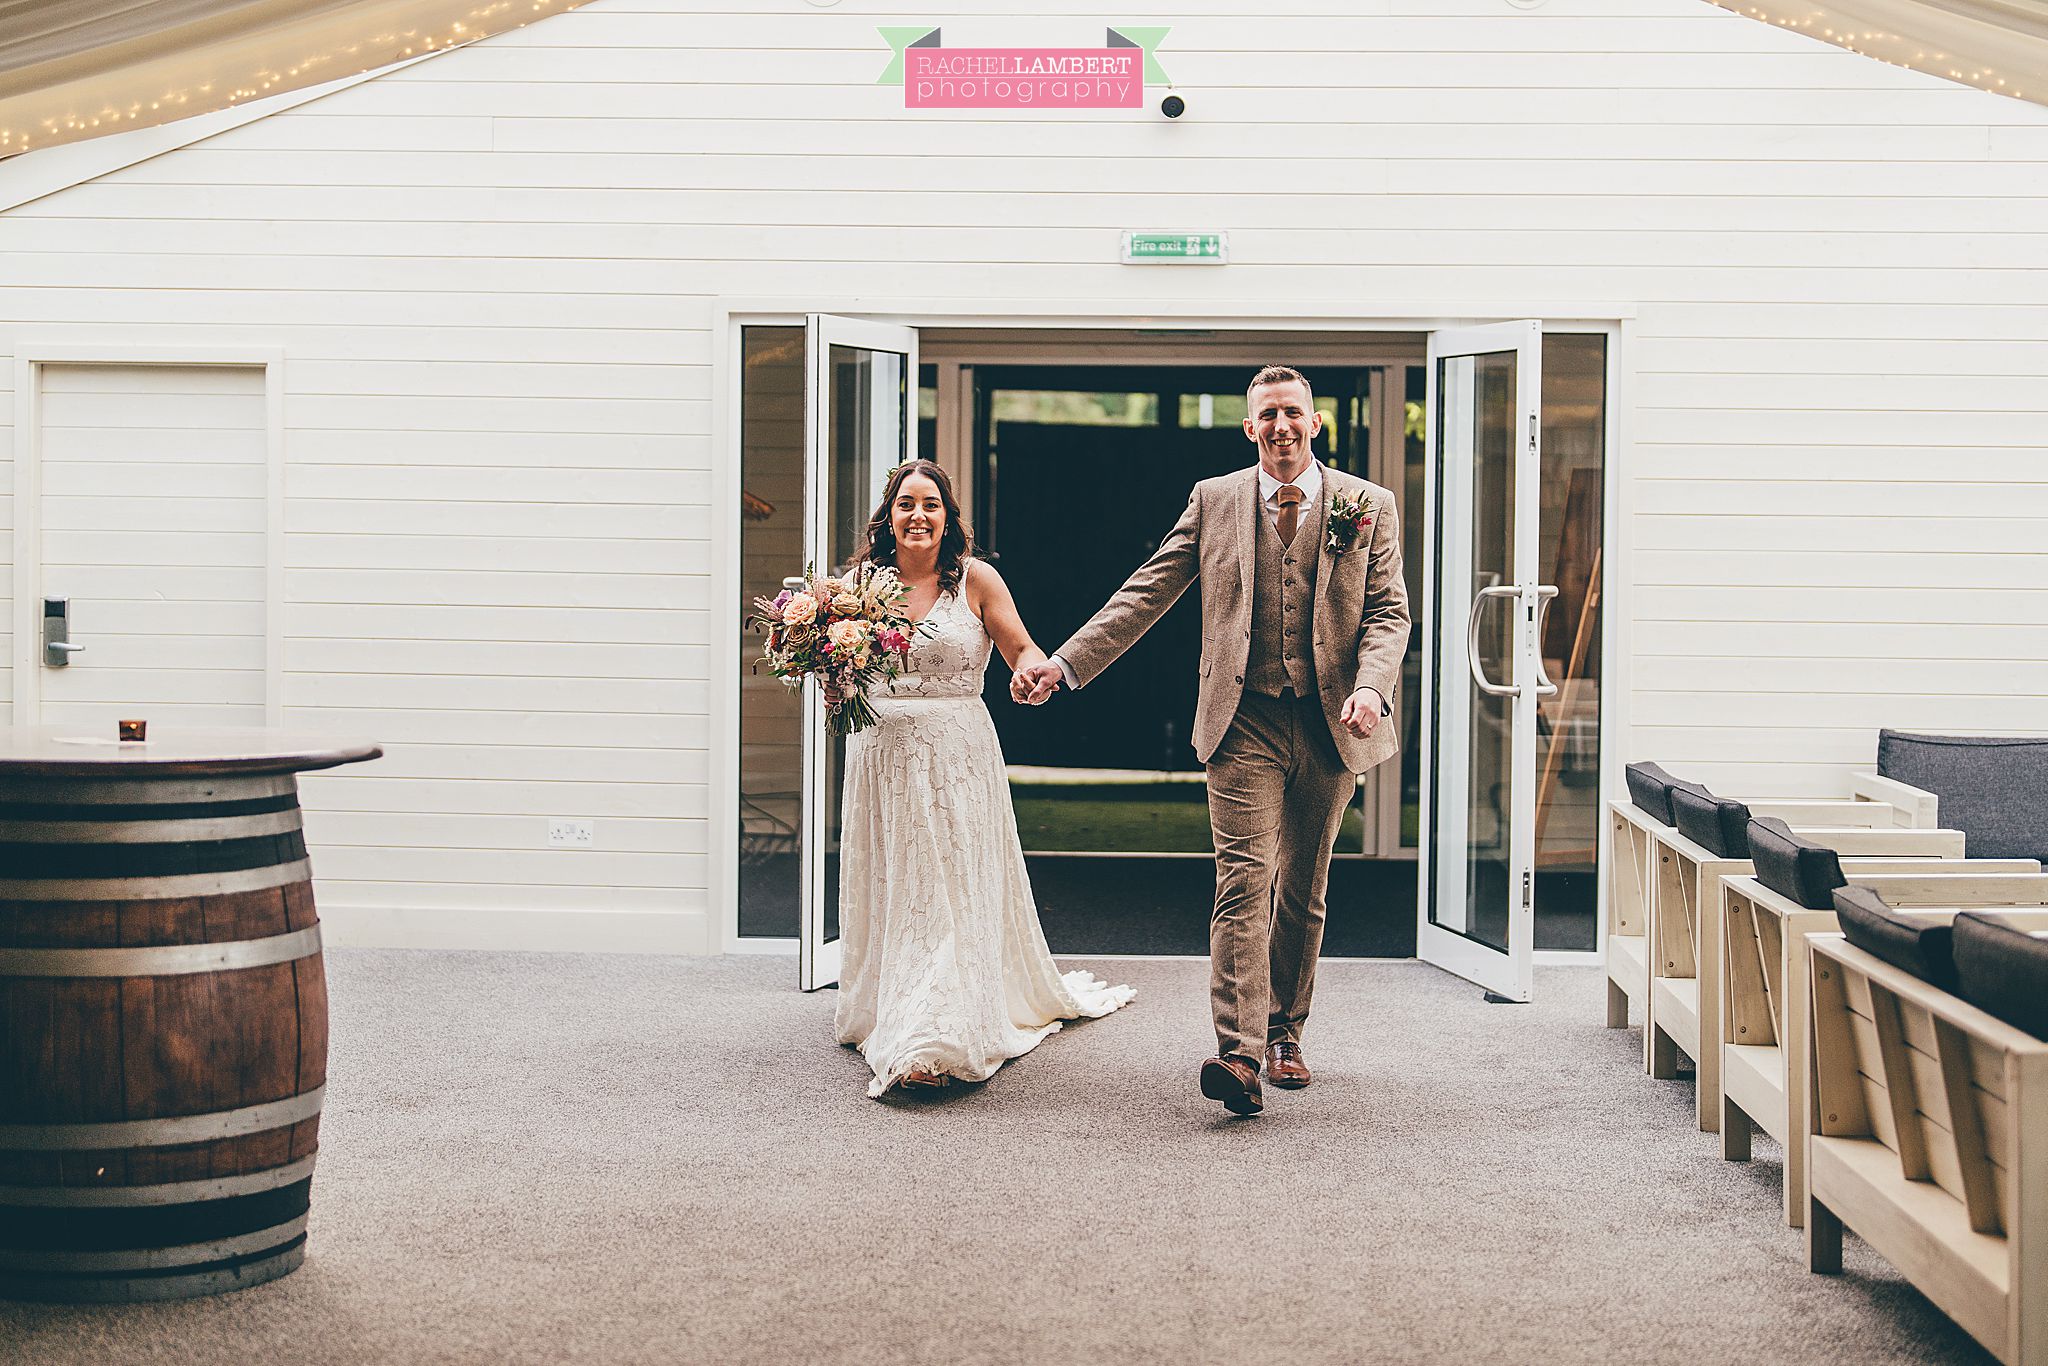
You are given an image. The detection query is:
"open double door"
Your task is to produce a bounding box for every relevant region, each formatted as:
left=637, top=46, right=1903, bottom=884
left=791, top=316, right=1555, bottom=1002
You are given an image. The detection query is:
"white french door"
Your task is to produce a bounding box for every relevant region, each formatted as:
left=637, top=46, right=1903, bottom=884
left=799, top=316, right=919, bottom=991
left=1416, top=321, right=1550, bottom=1002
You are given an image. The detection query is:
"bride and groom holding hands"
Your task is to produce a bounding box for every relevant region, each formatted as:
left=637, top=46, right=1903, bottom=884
left=832, top=365, right=1411, bottom=1115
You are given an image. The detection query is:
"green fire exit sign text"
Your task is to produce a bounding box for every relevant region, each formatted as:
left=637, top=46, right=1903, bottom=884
left=1121, top=231, right=1228, bottom=264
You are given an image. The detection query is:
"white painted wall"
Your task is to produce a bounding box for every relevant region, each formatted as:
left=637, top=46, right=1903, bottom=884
left=1, top=0, right=2044, bottom=950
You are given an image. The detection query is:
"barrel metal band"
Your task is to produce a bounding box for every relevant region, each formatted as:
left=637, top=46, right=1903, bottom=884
left=0, top=926, right=322, bottom=978
left=0, top=773, right=296, bottom=807
left=0, top=1244, right=305, bottom=1302
left=0, top=1086, right=325, bottom=1151
left=0, top=809, right=304, bottom=844
left=0, top=1214, right=310, bottom=1272
left=0, top=857, right=312, bottom=902
left=0, top=1155, right=317, bottom=1208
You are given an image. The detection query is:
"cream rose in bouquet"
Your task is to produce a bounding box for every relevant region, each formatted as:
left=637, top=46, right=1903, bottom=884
left=749, top=561, right=926, bottom=736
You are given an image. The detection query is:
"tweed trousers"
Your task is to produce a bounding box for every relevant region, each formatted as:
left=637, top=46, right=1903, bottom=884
left=1204, top=688, right=1355, bottom=1061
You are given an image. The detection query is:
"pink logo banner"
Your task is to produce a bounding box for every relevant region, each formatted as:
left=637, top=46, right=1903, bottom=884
left=905, top=48, right=1142, bottom=108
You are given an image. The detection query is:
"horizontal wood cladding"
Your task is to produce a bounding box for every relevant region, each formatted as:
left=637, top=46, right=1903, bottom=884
left=23, top=186, right=2046, bottom=236
left=8, top=224, right=2048, bottom=274
left=0, top=0, right=2045, bottom=935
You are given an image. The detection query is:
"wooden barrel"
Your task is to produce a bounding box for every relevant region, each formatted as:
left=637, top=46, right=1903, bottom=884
left=0, top=770, right=327, bottom=1302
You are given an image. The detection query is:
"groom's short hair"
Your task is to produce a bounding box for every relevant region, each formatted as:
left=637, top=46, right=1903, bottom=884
left=1247, top=365, right=1312, bottom=407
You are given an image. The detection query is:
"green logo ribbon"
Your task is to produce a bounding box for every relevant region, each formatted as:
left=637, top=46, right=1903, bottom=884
left=876, top=27, right=939, bottom=85
left=1107, top=27, right=1171, bottom=85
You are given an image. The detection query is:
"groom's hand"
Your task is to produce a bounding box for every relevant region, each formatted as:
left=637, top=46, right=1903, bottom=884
left=1340, top=687, right=1385, bottom=739
left=1011, top=662, right=1062, bottom=706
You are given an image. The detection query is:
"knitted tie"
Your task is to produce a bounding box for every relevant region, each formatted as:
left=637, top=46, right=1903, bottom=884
left=1275, top=483, right=1304, bottom=547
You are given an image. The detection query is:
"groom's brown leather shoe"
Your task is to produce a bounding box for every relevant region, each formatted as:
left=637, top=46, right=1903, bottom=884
left=1265, top=1041, right=1311, bottom=1089
left=1199, top=1055, right=1264, bottom=1115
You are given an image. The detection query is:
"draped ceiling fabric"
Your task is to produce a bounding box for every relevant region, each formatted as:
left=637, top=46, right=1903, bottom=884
left=0, top=0, right=603, bottom=157
left=1705, top=1, right=2048, bottom=107
left=1, top=2, right=2045, bottom=159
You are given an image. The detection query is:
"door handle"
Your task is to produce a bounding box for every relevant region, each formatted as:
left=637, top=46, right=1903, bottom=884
left=42, top=598, right=84, bottom=667
left=1465, top=585, right=1521, bottom=697
left=1532, top=585, right=1560, bottom=698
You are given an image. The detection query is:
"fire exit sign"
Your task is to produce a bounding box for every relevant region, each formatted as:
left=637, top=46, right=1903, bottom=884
left=1121, top=231, right=1228, bottom=264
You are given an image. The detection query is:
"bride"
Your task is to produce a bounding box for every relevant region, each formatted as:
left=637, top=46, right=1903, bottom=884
left=833, top=459, right=1135, bottom=1096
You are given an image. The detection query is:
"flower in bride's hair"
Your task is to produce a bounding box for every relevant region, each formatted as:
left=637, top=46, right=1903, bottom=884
left=781, top=592, right=819, bottom=626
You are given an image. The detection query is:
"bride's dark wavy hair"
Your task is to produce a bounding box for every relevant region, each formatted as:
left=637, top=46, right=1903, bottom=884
left=855, top=459, right=974, bottom=593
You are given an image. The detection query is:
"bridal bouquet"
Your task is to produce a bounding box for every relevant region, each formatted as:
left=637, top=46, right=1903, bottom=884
left=750, top=562, right=924, bottom=736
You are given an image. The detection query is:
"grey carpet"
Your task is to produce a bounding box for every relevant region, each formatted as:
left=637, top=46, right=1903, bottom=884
left=1, top=954, right=1994, bottom=1365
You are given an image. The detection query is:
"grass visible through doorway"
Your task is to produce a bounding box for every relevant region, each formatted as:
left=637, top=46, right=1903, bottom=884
left=1009, top=779, right=1369, bottom=854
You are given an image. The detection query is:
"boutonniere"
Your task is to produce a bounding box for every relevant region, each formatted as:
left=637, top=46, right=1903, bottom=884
left=1326, top=493, right=1373, bottom=556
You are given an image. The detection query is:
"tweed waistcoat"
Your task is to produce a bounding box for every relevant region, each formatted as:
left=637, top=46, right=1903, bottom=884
left=1244, top=494, right=1322, bottom=699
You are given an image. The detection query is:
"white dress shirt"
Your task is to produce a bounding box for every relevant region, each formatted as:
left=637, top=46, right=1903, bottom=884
left=1256, top=459, right=1322, bottom=533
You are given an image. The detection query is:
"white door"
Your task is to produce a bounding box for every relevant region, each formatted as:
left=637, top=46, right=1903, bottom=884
left=800, top=316, right=919, bottom=991
left=20, top=362, right=270, bottom=730
left=1416, top=322, right=1551, bottom=1002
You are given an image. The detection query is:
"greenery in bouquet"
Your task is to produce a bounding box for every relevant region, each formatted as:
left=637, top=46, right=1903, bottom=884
left=749, top=562, right=928, bottom=736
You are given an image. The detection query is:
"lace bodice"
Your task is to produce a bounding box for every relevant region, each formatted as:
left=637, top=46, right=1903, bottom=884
left=881, top=588, right=990, bottom=699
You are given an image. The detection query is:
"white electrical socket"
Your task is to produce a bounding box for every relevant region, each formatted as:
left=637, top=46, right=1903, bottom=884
left=547, top=818, right=594, bottom=848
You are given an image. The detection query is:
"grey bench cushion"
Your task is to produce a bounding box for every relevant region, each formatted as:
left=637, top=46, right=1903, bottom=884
left=1951, top=911, right=2048, bottom=1042
left=1747, top=817, right=1846, bottom=910
left=1831, top=885, right=1958, bottom=991
left=1624, top=762, right=1713, bottom=828
left=1878, top=729, right=2048, bottom=861
left=1670, top=787, right=1752, bottom=859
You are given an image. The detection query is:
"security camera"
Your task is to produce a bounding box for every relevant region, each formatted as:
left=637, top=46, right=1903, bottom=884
left=1160, top=94, right=1185, bottom=119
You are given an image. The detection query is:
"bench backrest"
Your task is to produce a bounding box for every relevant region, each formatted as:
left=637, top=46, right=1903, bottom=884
left=1879, top=729, right=2048, bottom=862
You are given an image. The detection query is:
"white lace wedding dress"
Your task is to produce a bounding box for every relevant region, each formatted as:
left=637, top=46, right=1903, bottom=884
left=833, top=584, right=1136, bottom=1096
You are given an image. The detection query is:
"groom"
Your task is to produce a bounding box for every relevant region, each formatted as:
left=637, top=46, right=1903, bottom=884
left=1014, top=366, right=1410, bottom=1116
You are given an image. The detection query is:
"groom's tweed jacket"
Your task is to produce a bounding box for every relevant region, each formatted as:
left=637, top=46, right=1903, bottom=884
left=1056, top=464, right=1410, bottom=774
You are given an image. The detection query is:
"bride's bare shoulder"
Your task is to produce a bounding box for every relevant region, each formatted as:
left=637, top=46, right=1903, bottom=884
left=961, top=554, right=997, bottom=591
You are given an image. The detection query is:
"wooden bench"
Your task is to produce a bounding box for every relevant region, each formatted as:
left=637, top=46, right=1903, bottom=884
left=1646, top=824, right=1981, bottom=1131
left=1605, top=772, right=1937, bottom=1057
left=1721, top=871, right=2048, bottom=1225
left=1807, top=928, right=2048, bottom=1365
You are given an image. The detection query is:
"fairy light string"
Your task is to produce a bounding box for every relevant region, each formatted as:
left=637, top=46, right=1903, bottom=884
left=0, top=0, right=601, bottom=155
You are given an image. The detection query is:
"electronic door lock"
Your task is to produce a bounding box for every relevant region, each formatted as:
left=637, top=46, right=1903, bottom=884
left=42, top=598, right=84, bottom=667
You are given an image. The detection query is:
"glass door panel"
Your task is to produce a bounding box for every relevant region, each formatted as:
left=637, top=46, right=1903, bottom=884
left=1418, top=321, right=1544, bottom=1002
left=800, top=316, right=916, bottom=990
left=1532, top=334, right=1608, bottom=950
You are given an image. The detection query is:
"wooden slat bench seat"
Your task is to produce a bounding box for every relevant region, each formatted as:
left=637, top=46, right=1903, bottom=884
left=1605, top=767, right=1937, bottom=1062
left=1646, top=825, right=1982, bottom=1133
left=1807, top=929, right=2048, bottom=1365
left=1722, top=872, right=2048, bottom=1226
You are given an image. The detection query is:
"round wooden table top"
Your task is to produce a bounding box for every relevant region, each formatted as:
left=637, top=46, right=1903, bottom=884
left=0, top=726, right=382, bottom=778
